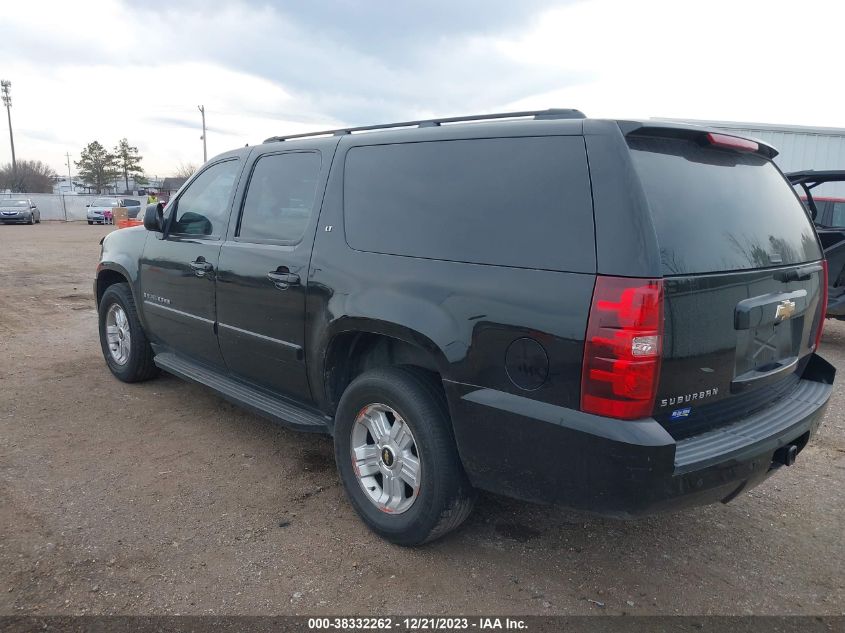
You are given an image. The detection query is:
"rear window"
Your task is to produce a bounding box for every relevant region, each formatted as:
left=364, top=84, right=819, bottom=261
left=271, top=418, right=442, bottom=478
left=628, top=136, right=822, bottom=275
left=343, top=136, right=595, bottom=272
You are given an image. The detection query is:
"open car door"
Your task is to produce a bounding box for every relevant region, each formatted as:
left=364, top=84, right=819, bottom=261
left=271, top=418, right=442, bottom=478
left=788, top=169, right=845, bottom=319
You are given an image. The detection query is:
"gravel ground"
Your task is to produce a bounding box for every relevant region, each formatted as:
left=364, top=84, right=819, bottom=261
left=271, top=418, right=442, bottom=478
left=0, top=222, right=843, bottom=616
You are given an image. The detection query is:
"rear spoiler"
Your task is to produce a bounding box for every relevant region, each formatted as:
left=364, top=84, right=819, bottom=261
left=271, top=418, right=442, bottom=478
left=616, top=120, right=778, bottom=159
left=786, top=170, right=845, bottom=221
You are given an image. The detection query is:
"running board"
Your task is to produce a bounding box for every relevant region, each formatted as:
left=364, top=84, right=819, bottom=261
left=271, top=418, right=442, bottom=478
left=154, top=352, right=331, bottom=434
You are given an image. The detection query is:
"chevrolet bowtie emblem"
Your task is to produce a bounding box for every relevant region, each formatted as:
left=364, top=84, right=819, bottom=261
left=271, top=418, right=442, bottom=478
left=775, top=299, right=796, bottom=321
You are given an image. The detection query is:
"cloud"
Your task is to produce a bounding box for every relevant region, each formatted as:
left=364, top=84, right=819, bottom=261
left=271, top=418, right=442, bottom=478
left=0, top=0, right=842, bottom=176
left=145, top=115, right=239, bottom=137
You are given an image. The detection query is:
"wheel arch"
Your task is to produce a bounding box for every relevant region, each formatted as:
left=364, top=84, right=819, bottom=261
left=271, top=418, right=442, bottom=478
left=321, top=318, right=453, bottom=416
left=95, top=264, right=133, bottom=307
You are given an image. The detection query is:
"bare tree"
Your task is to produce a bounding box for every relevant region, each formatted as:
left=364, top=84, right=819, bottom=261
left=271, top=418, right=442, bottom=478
left=174, top=162, right=198, bottom=180
left=0, top=159, right=57, bottom=193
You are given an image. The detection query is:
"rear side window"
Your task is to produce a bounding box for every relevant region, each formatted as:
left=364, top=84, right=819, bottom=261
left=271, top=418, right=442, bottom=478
left=628, top=137, right=822, bottom=275
left=238, top=152, right=321, bottom=243
left=343, top=137, right=595, bottom=272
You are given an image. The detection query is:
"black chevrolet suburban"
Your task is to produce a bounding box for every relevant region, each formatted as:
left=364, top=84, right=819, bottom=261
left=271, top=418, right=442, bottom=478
left=94, top=109, right=835, bottom=545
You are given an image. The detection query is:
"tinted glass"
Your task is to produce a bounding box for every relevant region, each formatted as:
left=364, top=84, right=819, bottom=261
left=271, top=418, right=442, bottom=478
left=831, top=201, right=845, bottom=227
left=343, top=137, right=594, bottom=271
left=628, top=137, right=822, bottom=275
left=124, top=199, right=140, bottom=207
left=239, top=152, right=321, bottom=242
left=92, top=198, right=118, bottom=207
left=171, top=159, right=240, bottom=236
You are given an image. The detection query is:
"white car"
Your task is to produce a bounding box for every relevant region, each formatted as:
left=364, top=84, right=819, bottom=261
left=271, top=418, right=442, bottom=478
left=86, top=198, right=144, bottom=224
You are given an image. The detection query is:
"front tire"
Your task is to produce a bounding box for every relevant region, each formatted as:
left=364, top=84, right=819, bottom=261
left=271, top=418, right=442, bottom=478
left=98, top=283, right=159, bottom=382
left=334, top=366, right=475, bottom=545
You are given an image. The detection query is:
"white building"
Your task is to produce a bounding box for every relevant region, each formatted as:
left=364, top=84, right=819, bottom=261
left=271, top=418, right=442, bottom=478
left=655, top=119, right=845, bottom=198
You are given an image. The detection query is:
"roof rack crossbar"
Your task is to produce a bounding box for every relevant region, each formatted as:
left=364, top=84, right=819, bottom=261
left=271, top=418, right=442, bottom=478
left=263, top=108, right=585, bottom=143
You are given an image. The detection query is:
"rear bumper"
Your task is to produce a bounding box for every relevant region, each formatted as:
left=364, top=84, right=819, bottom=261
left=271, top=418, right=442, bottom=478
left=446, top=353, right=835, bottom=516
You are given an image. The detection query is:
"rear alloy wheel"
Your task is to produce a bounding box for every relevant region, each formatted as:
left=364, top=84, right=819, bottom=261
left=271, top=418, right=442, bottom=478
left=350, top=403, right=422, bottom=514
left=334, top=366, right=475, bottom=545
left=98, top=282, right=159, bottom=383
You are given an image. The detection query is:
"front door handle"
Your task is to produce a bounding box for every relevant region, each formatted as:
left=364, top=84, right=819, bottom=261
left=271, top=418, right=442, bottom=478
left=190, top=257, right=214, bottom=277
left=267, top=268, right=300, bottom=289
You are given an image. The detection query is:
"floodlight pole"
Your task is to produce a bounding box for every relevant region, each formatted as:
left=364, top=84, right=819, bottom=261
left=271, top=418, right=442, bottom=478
left=1, top=80, right=16, bottom=179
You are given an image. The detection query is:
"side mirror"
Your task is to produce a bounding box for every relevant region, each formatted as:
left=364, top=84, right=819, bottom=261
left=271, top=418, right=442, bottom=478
left=86, top=204, right=90, bottom=207
left=143, top=202, right=165, bottom=232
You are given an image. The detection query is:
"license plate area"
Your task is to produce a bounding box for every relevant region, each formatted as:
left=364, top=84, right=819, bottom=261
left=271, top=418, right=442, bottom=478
left=732, top=289, right=808, bottom=393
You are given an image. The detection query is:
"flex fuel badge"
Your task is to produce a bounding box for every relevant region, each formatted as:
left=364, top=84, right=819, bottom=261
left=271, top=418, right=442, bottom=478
left=671, top=407, right=691, bottom=420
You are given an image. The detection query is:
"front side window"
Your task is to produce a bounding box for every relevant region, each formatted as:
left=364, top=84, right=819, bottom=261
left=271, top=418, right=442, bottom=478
left=238, top=152, right=321, bottom=243
left=171, top=159, right=241, bottom=237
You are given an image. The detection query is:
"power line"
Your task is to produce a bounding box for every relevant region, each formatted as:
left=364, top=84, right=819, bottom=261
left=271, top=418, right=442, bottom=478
left=1, top=80, right=16, bottom=180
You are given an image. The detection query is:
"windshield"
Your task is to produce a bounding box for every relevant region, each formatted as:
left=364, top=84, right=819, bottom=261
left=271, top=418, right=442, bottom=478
left=628, top=136, right=822, bottom=275
left=92, top=199, right=118, bottom=207
left=1, top=200, right=29, bottom=207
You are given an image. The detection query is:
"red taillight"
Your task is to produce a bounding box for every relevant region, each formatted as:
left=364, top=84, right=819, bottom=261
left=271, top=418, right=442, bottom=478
left=814, top=260, right=829, bottom=350
left=581, top=276, right=664, bottom=420
left=706, top=132, right=759, bottom=153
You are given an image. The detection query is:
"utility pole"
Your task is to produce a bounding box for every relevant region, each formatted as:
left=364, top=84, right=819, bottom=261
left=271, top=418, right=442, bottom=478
left=1, top=80, right=16, bottom=182
left=65, top=152, right=73, bottom=192
left=198, top=105, right=207, bottom=163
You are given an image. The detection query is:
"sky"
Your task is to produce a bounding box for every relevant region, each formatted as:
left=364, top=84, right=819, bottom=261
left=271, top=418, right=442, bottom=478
left=0, top=0, right=843, bottom=177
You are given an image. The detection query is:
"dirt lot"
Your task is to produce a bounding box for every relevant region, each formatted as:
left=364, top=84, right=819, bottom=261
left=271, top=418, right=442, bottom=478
left=0, top=222, right=843, bottom=616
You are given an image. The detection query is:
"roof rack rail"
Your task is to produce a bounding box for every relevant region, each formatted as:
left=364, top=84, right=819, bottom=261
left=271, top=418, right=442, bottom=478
left=263, top=108, right=586, bottom=143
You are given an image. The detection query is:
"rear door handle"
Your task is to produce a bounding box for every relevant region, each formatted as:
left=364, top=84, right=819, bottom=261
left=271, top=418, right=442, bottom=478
left=190, top=258, right=214, bottom=277
left=267, top=268, right=300, bottom=289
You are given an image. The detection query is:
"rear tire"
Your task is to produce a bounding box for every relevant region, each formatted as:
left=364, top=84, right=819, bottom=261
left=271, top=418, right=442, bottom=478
left=98, top=282, right=159, bottom=383
left=334, top=366, right=475, bottom=545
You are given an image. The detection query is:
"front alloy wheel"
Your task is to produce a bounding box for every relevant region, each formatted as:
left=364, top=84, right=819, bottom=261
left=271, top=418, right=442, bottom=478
left=105, top=303, right=132, bottom=365
left=97, top=282, right=159, bottom=383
